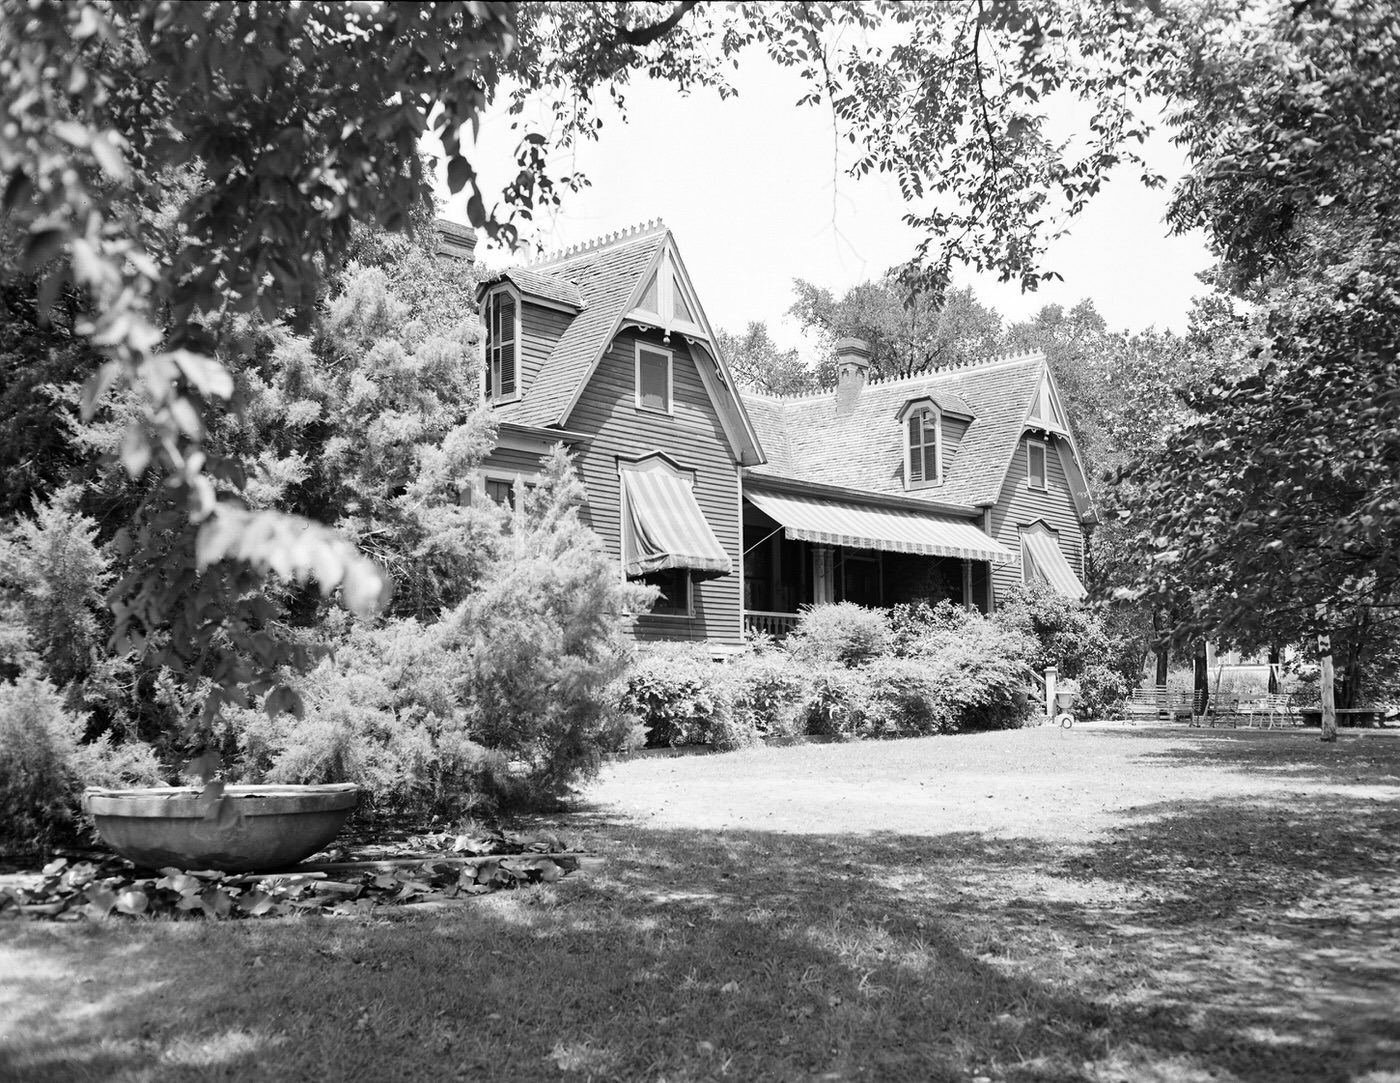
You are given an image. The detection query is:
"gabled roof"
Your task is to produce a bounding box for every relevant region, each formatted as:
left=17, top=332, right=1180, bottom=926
left=492, top=223, right=669, bottom=429
left=480, top=267, right=585, bottom=311
left=484, top=221, right=764, bottom=465
left=741, top=351, right=1060, bottom=509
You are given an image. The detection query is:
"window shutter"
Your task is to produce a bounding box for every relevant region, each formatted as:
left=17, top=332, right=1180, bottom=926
left=907, top=415, right=923, bottom=483
left=499, top=294, right=516, bottom=395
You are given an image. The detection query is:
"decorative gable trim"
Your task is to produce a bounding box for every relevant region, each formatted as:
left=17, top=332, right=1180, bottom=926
left=975, top=353, right=1095, bottom=522
left=553, top=230, right=765, bottom=467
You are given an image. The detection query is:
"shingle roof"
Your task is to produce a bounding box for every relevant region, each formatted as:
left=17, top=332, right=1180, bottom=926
left=484, top=267, right=585, bottom=310
left=497, top=225, right=667, bottom=427
left=741, top=352, right=1046, bottom=508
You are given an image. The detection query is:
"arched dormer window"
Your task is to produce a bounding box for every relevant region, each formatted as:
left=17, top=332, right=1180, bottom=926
left=483, top=286, right=520, bottom=403
left=899, top=400, right=942, bottom=488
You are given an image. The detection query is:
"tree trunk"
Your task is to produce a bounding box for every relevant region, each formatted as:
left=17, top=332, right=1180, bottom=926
left=1152, top=609, right=1168, bottom=687
left=1319, top=630, right=1337, bottom=743
left=1193, top=640, right=1209, bottom=718
left=1338, top=608, right=1369, bottom=711
left=1268, top=645, right=1280, bottom=695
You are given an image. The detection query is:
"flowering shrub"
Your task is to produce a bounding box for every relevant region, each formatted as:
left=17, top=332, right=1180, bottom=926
left=617, top=643, right=730, bottom=748
left=722, top=651, right=812, bottom=741
left=786, top=602, right=892, bottom=667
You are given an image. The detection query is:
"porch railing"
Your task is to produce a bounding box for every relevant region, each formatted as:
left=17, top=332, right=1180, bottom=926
left=744, top=610, right=801, bottom=639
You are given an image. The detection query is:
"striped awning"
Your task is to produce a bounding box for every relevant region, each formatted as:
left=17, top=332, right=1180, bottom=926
left=621, top=469, right=732, bottom=579
left=745, top=490, right=1014, bottom=564
left=1020, top=528, right=1088, bottom=599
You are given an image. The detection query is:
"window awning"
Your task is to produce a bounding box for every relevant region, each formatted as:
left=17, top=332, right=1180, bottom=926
left=745, top=490, right=1014, bottom=565
left=622, top=469, right=732, bottom=579
left=1020, top=528, right=1088, bottom=599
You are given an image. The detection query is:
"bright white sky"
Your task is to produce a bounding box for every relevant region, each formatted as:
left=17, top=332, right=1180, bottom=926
left=434, top=50, right=1213, bottom=356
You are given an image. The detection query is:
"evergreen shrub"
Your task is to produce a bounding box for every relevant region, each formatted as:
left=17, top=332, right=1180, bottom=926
left=0, top=673, right=162, bottom=856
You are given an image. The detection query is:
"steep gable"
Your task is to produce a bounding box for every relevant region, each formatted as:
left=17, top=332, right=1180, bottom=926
left=482, top=222, right=762, bottom=466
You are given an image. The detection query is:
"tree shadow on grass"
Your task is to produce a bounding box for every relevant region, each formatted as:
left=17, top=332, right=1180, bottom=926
left=3, top=786, right=1398, bottom=1082
left=1088, top=725, right=1400, bottom=785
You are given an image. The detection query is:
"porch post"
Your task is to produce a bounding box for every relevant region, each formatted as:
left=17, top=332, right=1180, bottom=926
left=1045, top=665, right=1057, bottom=725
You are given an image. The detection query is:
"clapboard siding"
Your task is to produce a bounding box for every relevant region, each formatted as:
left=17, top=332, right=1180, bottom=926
left=478, top=447, right=548, bottom=478
left=566, top=329, right=742, bottom=647
left=520, top=303, right=574, bottom=396
left=988, top=434, right=1086, bottom=605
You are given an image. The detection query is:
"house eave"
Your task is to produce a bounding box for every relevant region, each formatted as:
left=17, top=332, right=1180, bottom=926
left=742, top=472, right=981, bottom=519
left=496, top=421, right=589, bottom=452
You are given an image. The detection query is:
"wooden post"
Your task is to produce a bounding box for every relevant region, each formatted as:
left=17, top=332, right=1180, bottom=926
left=1193, top=640, right=1210, bottom=719
left=1152, top=609, right=1169, bottom=687
left=1319, top=630, right=1337, bottom=743
left=1045, top=666, right=1057, bottom=726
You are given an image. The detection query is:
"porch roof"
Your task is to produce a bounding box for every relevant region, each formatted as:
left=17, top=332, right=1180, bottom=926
left=745, top=490, right=1015, bottom=565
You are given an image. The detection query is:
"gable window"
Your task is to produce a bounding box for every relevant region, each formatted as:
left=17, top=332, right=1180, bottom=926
left=1027, top=439, right=1048, bottom=489
left=636, top=343, right=672, bottom=413
left=484, top=289, right=519, bottom=403
left=906, top=406, right=941, bottom=487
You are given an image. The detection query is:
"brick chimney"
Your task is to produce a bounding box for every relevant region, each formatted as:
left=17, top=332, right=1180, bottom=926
left=834, top=336, right=872, bottom=415
left=435, top=218, right=476, bottom=261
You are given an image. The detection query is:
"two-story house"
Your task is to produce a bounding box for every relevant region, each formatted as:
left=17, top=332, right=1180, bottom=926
left=459, top=219, right=1094, bottom=651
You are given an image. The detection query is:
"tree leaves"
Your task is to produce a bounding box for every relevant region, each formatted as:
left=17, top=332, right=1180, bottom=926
left=0, top=852, right=584, bottom=923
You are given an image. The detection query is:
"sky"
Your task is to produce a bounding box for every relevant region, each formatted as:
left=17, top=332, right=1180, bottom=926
left=435, top=49, right=1214, bottom=357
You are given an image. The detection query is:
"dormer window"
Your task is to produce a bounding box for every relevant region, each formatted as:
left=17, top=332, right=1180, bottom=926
left=903, top=404, right=942, bottom=488
left=484, top=288, right=519, bottom=403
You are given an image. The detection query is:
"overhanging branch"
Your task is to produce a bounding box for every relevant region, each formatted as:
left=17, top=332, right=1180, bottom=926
left=612, top=1, right=699, bottom=47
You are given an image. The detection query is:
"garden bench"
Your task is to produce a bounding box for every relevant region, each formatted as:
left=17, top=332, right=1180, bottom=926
left=1204, top=692, right=1295, bottom=728
left=1125, top=687, right=1200, bottom=723
left=1296, top=705, right=1388, bottom=728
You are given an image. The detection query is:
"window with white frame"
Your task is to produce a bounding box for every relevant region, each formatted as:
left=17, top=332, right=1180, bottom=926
left=1027, top=439, right=1048, bottom=489
left=636, top=343, right=672, bottom=413
left=905, top=405, right=941, bottom=487
left=483, top=289, right=519, bottom=402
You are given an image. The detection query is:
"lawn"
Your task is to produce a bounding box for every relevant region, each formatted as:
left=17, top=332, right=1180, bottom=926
left=3, top=726, right=1399, bottom=1083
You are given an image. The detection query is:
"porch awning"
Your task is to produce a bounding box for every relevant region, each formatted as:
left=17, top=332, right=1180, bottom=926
left=1020, top=529, right=1088, bottom=599
left=621, top=469, right=732, bottom=579
left=745, top=490, right=1014, bottom=565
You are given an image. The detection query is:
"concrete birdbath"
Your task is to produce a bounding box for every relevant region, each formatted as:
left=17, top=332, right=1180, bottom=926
left=83, top=784, right=360, bottom=873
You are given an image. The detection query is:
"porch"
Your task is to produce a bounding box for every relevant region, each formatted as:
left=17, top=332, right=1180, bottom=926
left=741, top=484, right=1013, bottom=639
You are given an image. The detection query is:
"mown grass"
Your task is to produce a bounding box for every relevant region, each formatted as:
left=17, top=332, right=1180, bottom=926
left=2, top=726, right=1398, bottom=1082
